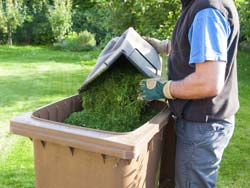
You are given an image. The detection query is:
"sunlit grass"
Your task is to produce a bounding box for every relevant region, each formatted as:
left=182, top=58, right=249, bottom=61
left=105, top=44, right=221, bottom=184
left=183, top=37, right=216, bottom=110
left=0, top=136, right=34, bottom=188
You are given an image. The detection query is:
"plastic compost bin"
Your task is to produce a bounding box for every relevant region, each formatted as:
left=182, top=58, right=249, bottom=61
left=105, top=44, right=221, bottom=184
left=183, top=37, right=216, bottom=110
left=10, top=27, right=171, bottom=188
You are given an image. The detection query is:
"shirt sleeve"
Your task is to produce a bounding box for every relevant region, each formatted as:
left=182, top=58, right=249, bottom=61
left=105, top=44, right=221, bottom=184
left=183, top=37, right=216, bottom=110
left=188, top=8, right=231, bottom=65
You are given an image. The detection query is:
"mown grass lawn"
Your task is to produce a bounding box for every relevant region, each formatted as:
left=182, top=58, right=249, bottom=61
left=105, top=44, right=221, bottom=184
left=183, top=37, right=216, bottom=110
left=0, top=45, right=99, bottom=188
left=0, top=46, right=249, bottom=188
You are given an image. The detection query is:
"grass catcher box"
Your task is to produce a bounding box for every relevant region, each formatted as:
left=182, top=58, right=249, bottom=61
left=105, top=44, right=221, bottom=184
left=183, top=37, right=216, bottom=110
left=79, top=27, right=162, bottom=92
left=10, top=27, right=170, bottom=188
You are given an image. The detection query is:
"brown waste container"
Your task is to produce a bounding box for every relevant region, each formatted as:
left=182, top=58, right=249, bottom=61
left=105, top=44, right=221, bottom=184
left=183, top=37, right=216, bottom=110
left=10, top=94, right=171, bottom=188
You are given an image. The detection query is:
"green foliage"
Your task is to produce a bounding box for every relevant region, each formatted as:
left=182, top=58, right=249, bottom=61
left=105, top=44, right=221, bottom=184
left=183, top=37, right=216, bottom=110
left=55, top=30, right=96, bottom=51
left=1, top=0, right=249, bottom=46
left=72, top=1, right=113, bottom=45
left=107, top=0, right=181, bottom=39
left=235, top=0, right=250, bottom=46
left=0, top=0, right=26, bottom=45
left=14, top=0, right=53, bottom=44
left=0, top=30, right=6, bottom=44
left=65, top=59, right=160, bottom=132
left=48, top=0, right=72, bottom=42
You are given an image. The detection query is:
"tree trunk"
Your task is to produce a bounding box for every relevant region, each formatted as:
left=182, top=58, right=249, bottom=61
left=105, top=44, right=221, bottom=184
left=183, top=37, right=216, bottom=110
left=7, top=29, right=13, bottom=46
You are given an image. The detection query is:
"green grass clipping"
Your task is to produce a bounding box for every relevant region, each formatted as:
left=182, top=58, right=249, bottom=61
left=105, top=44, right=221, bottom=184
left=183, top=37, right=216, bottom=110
left=65, top=58, right=161, bottom=132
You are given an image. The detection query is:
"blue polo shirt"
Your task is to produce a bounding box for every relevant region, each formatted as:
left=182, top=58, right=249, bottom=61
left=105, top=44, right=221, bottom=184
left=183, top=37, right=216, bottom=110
left=188, top=8, right=231, bottom=65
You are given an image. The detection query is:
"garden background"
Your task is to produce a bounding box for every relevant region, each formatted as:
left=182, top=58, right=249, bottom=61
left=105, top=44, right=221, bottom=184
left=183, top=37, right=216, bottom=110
left=0, top=0, right=250, bottom=187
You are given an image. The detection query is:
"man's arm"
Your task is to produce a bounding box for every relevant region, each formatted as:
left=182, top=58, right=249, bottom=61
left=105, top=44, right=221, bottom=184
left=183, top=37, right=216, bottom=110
left=168, top=8, right=230, bottom=100
left=139, top=9, right=230, bottom=101
left=170, top=61, right=226, bottom=99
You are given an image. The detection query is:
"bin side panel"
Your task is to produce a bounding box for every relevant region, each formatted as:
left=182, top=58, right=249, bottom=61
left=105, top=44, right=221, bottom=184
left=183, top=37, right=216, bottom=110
left=145, top=131, right=164, bottom=188
left=33, top=95, right=82, bottom=123
left=33, top=130, right=163, bottom=188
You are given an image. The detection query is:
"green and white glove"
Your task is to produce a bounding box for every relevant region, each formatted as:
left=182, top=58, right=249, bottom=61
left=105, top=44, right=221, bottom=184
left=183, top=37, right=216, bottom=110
left=138, top=78, right=174, bottom=101
left=143, top=37, right=171, bottom=55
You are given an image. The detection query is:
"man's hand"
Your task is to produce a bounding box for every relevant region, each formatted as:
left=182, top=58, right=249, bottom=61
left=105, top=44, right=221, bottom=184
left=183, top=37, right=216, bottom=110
left=143, top=37, right=171, bottom=55
left=138, top=78, right=174, bottom=101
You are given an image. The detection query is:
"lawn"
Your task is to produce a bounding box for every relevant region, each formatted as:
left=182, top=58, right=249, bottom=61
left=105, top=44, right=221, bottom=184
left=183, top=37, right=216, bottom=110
left=0, top=46, right=249, bottom=188
left=0, top=45, right=98, bottom=188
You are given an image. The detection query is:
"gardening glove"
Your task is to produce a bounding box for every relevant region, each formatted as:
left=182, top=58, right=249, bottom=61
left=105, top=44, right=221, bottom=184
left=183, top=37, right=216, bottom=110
left=138, top=78, right=175, bottom=101
left=143, top=37, right=171, bottom=55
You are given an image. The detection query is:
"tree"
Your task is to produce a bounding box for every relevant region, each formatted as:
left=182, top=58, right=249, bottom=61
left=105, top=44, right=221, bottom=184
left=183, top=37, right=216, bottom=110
left=107, top=0, right=181, bottom=39
left=0, top=0, right=26, bottom=45
left=71, top=0, right=111, bottom=45
left=14, top=0, right=55, bottom=44
left=48, top=0, right=72, bottom=42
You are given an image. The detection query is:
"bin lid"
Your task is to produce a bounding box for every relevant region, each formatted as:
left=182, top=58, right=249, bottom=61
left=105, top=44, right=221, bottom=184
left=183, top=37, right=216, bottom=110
left=79, top=27, right=162, bottom=93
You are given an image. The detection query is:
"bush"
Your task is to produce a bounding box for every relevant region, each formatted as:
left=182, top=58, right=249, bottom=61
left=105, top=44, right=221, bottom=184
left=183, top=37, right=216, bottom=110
left=107, top=1, right=180, bottom=40
left=235, top=0, right=250, bottom=46
left=72, top=4, right=113, bottom=45
left=55, top=30, right=96, bottom=51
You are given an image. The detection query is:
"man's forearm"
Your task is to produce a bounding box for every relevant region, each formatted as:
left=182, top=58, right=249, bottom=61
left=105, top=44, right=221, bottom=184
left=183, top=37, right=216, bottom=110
left=170, top=73, right=217, bottom=99
left=169, top=61, right=226, bottom=99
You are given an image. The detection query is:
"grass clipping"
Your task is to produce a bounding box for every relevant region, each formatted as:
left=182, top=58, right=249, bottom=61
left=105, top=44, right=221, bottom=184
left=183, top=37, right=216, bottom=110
left=65, top=61, right=161, bottom=132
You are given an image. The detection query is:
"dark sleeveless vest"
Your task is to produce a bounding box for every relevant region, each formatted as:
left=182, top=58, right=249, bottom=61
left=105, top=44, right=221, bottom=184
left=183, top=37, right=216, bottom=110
left=168, top=0, right=240, bottom=122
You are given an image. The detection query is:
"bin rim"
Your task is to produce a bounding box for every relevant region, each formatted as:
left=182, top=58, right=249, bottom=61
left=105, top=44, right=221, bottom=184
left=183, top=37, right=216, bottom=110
left=10, top=95, right=170, bottom=159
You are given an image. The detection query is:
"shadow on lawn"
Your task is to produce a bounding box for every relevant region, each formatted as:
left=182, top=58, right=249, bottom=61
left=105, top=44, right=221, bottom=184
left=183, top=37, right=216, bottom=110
left=0, top=45, right=99, bottom=64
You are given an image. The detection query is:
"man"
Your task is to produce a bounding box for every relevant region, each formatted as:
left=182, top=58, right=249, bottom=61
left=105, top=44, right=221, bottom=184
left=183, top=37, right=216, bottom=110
left=139, top=0, right=239, bottom=187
